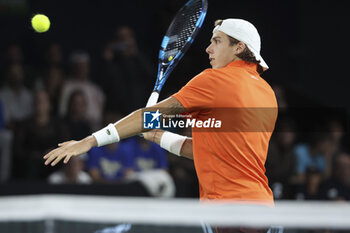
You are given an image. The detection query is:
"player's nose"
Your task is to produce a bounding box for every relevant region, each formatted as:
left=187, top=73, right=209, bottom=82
left=206, top=44, right=213, bottom=54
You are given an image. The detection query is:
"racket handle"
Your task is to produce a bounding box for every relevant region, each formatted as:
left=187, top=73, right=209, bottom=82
left=146, top=92, right=159, bottom=107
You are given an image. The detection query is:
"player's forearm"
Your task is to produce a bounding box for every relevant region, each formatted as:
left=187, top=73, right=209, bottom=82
left=114, top=109, right=144, bottom=139
left=91, top=108, right=149, bottom=147
left=92, top=96, right=186, bottom=147
left=180, top=138, right=193, bottom=159
left=80, top=111, right=142, bottom=148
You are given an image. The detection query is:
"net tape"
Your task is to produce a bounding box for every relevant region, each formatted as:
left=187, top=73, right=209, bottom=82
left=1, top=195, right=350, bottom=229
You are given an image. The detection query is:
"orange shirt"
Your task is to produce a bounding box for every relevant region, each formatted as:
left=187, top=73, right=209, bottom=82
left=173, top=60, right=278, bottom=205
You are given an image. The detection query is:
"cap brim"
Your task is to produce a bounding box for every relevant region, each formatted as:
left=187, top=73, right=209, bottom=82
left=247, top=45, right=269, bottom=71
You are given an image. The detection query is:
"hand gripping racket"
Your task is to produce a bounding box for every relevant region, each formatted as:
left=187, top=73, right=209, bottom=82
left=146, top=0, right=208, bottom=107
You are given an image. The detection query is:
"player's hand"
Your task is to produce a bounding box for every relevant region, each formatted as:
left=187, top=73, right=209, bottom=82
left=142, top=130, right=164, bottom=144
left=142, top=130, right=156, bottom=141
left=43, top=136, right=96, bottom=166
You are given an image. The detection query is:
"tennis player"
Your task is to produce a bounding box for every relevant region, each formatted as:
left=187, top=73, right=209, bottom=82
left=44, top=18, right=277, bottom=232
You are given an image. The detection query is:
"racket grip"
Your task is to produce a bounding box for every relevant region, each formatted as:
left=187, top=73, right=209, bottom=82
left=146, top=92, right=159, bottom=107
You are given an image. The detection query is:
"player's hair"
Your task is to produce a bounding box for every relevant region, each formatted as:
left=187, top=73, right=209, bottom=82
left=214, top=19, right=263, bottom=74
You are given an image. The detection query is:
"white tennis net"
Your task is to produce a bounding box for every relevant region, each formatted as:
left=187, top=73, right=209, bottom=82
left=1, top=194, right=350, bottom=233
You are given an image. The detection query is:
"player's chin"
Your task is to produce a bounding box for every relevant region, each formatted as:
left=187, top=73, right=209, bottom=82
left=211, top=64, right=220, bottom=69
left=209, top=61, right=216, bottom=68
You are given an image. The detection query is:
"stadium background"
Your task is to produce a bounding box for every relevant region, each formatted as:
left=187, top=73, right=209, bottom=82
left=0, top=0, right=349, bottom=201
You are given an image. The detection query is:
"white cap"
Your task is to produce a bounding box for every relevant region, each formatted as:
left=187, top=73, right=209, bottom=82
left=213, top=18, right=268, bottom=71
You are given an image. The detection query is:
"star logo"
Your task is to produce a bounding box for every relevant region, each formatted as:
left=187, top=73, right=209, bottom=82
left=143, top=110, right=161, bottom=129
left=150, top=110, right=162, bottom=122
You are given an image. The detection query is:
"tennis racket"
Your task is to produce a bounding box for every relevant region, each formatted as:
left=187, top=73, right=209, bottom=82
left=145, top=0, right=208, bottom=107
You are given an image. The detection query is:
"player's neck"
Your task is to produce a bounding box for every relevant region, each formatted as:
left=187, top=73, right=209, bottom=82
left=231, top=57, right=242, bottom=62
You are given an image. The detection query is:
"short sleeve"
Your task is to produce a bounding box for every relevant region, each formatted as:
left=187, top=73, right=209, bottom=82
left=173, top=69, right=216, bottom=111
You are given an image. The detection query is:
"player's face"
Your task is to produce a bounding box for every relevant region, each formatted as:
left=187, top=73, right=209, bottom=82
left=206, top=31, right=242, bottom=69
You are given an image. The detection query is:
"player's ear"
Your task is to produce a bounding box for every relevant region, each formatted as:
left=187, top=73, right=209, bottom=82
left=234, top=42, right=246, bottom=55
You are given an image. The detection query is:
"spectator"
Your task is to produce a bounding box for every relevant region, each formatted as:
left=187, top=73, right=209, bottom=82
left=0, top=63, right=33, bottom=130
left=1, top=43, right=24, bottom=84
left=132, top=137, right=168, bottom=171
left=86, top=111, right=135, bottom=183
left=86, top=111, right=137, bottom=183
left=86, top=140, right=136, bottom=183
left=13, top=90, right=67, bottom=180
left=43, top=66, right=65, bottom=115
left=128, top=137, right=175, bottom=197
left=293, top=133, right=333, bottom=184
left=265, top=118, right=297, bottom=199
left=44, top=42, right=65, bottom=69
left=325, top=119, right=345, bottom=155
left=59, top=51, right=105, bottom=130
left=295, top=166, right=323, bottom=200
left=318, top=152, right=350, bottom=201
left=4, top=43, right=24, bottom=65
left=63, top=90, right=91, bottom=140
left=2, top=43, right=38, bottom=89
left=0, top=100, right=13, bottom=183
left=48, top=156, right=92, bottom=184
left=321, top=119, right=345, bottom=179
left=98, top=26, right=153, bottom=114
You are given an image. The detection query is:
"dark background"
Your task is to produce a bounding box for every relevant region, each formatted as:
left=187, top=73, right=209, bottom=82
left=1, top=0, right=349, bottom=107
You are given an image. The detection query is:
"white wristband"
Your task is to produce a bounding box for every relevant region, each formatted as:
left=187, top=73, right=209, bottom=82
left=92, top=123, right=120, bottom=147
left=160, top=131, right=187, bottom=156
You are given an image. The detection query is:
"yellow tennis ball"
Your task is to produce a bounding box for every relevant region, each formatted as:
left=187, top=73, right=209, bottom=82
left=168, top=56, right=173, bottom=61
left=31, top=14, right=50, bottom=33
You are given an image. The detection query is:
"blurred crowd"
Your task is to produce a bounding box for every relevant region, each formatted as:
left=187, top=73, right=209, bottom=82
left=266, top=85, right=349, bottom=201
left=0, top=24, right=349, bottom=200
left=0, top=25, right=198, bottom=198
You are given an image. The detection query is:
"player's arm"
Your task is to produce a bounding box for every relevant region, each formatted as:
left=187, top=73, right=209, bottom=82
left=143, top=130, right=193, bottom=160
left=43, top=96, right=186, bottom=166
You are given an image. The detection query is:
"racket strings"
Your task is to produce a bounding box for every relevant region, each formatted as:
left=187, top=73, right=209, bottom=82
left=153, top=0, right=207, bottom=93
left=164, top=0, right=203, bottom=57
